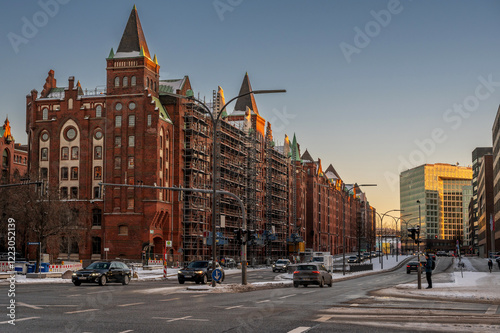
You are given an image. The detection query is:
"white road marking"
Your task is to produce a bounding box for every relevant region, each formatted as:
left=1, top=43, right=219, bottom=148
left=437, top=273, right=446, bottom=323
left=350, top=304, right=359, bottom=307
left=118, top=302, right=145, bottom=307
left=279, top=294, right=296, bottom=299
left=152, top=315, right=210, bottom=322
left=288, top=327, right=312, bottom=333
left=87, top=290, right=111, bottom=295
left=119, top=330, right=134, bottom=333
left=225, top=305, right=244, bottom=310
left=256, top=300, right=270, bottom=303
left=191, top=294, right=207, bottom=298
left=65, top=309, right=99, bottom=314
left=0, top=317, right=40, bottom=324
left=67, top=294, right=82, bottom=297
left=159, top=297, right=180, bottom=302
left=17, top=302, right=42, bottom=309
left=302, top=291, right=316, bottom=294
left=486, top=305, right=498, bottom=315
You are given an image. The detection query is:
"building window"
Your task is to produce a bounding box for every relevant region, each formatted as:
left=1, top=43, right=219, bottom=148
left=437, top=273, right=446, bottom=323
left=2, top=150, right=8, bottom=167
left=42, top=108, right=48, bottom=120
left=128, top=157, right=134, bottom=169
left=128, top=102, right=136, bottom=110
left=68, top=98, right=73, bottom=110
left=114, top=156, right=121, bottom=169
left=123, top=77, right=128, bottom=87
left=70, top=187, right=78, bottom=199
left=92, top=236, right=101, bottom=254
left=61, top=147, right=69, bottom=160
left=96, top=105, right=102, bottom=117
left=128, top=135, right=135, bottom=147
left=115, top=115, right=122, bottom=128
left=131, top=76, right=136, bottom=86
left=128, top=115, right=135, bottom=127
left=41, top=148, right=48, bottom=161
left=94, top=166, right=102, bottom=180
left=115, top=103, right=123, bottom=111
left=93, top=186, right=100, bottom=199
left=119, top=225, right=129, bottom=235
left=40, top=168, right=48, bottom=180
left=147, top=77, right=150, bottom=88
left=147, top=114, right=152, bottom=127
left=92, top=208, right=102, bottom=226
left=65, top=127, right=77, bottom=141
left=41, top=132, right=49, bottom=141
left=115, top=136, right=121, bottom=147
left=61, top=167, right=68, bottom=180
left=94, top=146, right=102, bottom=159
left=71, top=167, right=78, bottom=180
left=60, top=187, right=68, bottom=199
left=127, top=198, right=134, bottom=209
left=71, top=147, right=79, bottom=160
left=114, top=77, right=120, bottom=87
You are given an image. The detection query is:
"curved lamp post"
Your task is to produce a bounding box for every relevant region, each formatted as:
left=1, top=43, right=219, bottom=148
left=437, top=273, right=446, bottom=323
left=375, top=209, right=402, bottom=269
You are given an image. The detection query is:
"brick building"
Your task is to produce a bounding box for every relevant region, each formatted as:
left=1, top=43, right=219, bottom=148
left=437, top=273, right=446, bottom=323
left=24, top=6, right=376, bottom=264
left=0, top=118, right=28, bottom=183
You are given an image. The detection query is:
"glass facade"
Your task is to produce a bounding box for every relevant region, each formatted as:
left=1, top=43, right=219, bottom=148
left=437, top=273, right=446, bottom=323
left=400, top=164, right=472, bottom=244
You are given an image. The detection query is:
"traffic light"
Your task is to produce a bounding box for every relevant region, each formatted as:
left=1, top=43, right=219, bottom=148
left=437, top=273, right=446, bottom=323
left=233, top=228, right=242, bottom=245
left=248, top=230, right=256, bottom=245
left=408, top=228, right=416, bottom=240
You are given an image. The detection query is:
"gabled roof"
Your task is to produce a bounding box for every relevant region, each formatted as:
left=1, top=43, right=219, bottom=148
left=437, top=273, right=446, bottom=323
left=116, top=6, right=151, bottom=59
left=325, top=164, right=341, bottom=180
left=301, top=149, right=314, bottom=163
left=291, top=134, right=301, bottom=162
left=234, top=73, right=259, bottom=114
left=151, top=96, right=172, bottom=124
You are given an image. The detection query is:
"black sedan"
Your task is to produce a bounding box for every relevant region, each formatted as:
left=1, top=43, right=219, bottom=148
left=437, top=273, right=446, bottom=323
left=72, top=261, right=131, bottom=286
left=406, top=261, right=421, bottom=274
left=178, top=260, right=224, bottom=284
left=293, top=263, right=333, bottom=288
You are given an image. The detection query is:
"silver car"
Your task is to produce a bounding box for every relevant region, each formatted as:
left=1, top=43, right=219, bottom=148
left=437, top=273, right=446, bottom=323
left=272, top=259, right=291, bottom=273
left=293, top=263, right=333, bottom=288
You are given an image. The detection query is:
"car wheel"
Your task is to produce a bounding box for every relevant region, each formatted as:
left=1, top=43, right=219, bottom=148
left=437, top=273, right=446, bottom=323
left=407, top=271, right=410, bottom=274
left=178, top=279, right=185, bottom=284
left=98, top=275, right=107, bottom=286
left=303, top=284, right=307, bottom=287
left=73, top=281, right=81, bottom=286
left=293, top=282, right=299, bottom=288
left=319, top=278, right=324, bottom=288
left=328, top=279, right=332, bottom=287
left=122, top=275, right=130, bottom=285
left=202, top=274, right=208, bottom=284
left=272, top=269, right=276, bottom=273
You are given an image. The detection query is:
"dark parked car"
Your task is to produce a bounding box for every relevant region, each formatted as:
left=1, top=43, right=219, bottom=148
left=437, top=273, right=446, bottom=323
left=347, top=255, right=360, bottom=264
left=272, top=259, right=291, bottom=273
left=177, top=260, right=224, bottom=284
left=293, top=263, right=332, bottom=288
left=72, top=261, right=131, bottom=286
left=406, top=261, right=421, bottom=274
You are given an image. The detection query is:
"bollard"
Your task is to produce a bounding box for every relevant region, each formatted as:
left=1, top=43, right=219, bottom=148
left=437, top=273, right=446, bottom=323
left=163, top=261, right=168, bottom=280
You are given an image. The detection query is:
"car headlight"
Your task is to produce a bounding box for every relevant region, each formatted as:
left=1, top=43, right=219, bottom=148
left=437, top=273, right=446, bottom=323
left=272, top=264, right=275, bottom=267
left=90, top=273, right=100, bottom=276
left=195, top=270, right=204, bottom=275
left=72, top=273, right=77, bottom=276
left=178, top=270, right=183, bottom=274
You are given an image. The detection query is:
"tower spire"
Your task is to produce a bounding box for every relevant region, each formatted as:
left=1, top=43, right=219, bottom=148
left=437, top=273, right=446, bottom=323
left=234, top=72, right=259, bottom=115
left=116, top=6, right=151, bottom=58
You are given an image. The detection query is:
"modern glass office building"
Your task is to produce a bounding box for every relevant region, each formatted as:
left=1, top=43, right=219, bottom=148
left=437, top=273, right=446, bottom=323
left=400, top=164, right=472, bottom=251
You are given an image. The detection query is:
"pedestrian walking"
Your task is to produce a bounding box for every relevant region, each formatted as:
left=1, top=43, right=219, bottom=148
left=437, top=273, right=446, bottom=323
left=424, top=253, right=433, bottom=289
left=488, top=259, right=493, bottom=273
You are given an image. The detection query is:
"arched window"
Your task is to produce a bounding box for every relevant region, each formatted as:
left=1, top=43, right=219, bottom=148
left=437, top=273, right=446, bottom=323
left=68, top=98, right=73, bottom=110
left=92, top=237, right=101, bottom=254
left=96, top=105, right=102, bottom=117
left=115, top=77, right=120, bottom=87
left=131, top=76, right=136, bottom=86
left=2, top=149, right=9, bottom=167
left=154, top=81, right=157, bottom=92
left=42, top=108, right=48, bottom=120
left=147, top=77, right=150, bottom=88
left=123, top=77, right=128, bottom=87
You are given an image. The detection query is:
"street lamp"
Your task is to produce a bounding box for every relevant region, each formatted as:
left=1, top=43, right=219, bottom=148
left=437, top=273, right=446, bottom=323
left=416, top=199, right=422, bottom=289
left=388, top=213, right=411, bottom=262
left=181, top=88, right=286, bottom=286
left=375, top=209, right=402, bottom=269
left=342, top=183, right=376, bottom=275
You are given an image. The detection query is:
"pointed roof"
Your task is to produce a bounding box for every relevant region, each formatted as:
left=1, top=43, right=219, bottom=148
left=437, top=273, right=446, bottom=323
left=325, top=164, right=341, bottom=180
left=116, top=6, right=151, bottom=59
left=301, top=149, right=314, bottom=162
left=234, top=73, right=259, bottom=114
left=291, top=134, right=301, bottom=162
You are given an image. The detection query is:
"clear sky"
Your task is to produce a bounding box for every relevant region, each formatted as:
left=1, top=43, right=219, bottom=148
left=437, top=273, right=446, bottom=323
left=1, top=0, right=500, bottom=223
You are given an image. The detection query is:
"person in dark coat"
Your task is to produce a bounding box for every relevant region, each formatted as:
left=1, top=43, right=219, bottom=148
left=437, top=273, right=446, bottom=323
left=488, top=259, right=493, bottom=273
left=424, top=253, right=433, bottom=289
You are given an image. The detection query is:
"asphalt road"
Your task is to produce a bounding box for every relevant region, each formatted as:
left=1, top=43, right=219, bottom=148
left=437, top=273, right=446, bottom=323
left=0, top=257, right=498, bottom=333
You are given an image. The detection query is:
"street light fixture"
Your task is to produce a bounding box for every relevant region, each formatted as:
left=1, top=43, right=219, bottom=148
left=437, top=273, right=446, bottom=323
left=342, top=183, right=376, bottom=275
left=181, top=88, right=286, bottom=286
left=375, top=209, right=402, bottom=270
left=417, top=199, right=422, bottom=289
left=388, top=213, right=411, bottom=262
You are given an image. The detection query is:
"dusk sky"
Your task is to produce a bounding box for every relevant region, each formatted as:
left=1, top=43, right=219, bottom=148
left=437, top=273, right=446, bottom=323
left=1, top=0, right=500, bottom=224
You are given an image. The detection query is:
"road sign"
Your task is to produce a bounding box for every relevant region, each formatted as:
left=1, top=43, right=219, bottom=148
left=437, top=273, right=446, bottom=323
left=166, top=240, right=172, bottom=247
left=212, top=268, right=223, bottom=283
left=104, top=248, right=109, bottom=252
